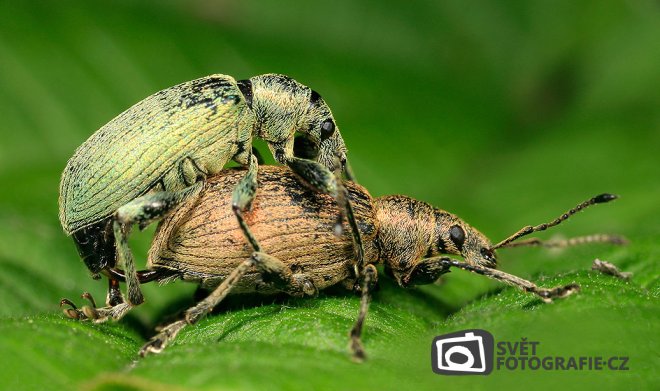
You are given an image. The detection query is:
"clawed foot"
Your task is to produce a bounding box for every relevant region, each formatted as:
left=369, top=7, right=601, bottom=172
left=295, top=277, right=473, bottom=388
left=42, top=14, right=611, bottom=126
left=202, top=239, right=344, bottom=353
left=532, top=283, right=580, bottom=303
left=140, top=337, right=166, bottom=357
left=350, top=337, right=367, bottom=363
left=139, top=320, right=187, bottom=357
left=60, top=298, right=88, bottom=320
left=60, top=292, right=98, bottom=320
left=60, top=292, right=131, bottom=322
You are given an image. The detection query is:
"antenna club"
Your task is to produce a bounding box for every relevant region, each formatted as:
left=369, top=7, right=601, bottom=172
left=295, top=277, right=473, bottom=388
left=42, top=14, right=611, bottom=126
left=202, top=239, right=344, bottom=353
left=594, top=193, right=617, bottom=203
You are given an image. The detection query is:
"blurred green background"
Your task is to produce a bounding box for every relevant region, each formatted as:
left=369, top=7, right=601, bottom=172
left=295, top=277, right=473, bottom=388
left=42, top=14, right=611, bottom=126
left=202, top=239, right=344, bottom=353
left=0, top=1, right=658, bottom=390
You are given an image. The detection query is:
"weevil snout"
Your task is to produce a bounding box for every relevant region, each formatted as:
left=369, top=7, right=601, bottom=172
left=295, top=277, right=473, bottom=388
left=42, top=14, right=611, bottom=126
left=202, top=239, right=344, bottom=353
left=71, top=218, right=116, bottom=276
left=480, top=247, right=497, bottom=267
left=339, top=152, right=347, bottom=168
left=454, top=225, right=497, bottom=268
left=335, top=151, right=348, bottom=173
left=429, top=211, right=497, bottom=268
left=317, top=133, right=347, bottom=173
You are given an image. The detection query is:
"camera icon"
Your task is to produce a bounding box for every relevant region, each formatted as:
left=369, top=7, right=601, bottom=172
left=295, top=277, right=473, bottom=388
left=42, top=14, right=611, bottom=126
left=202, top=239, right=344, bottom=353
left=432, top=329, right=494, bottom=375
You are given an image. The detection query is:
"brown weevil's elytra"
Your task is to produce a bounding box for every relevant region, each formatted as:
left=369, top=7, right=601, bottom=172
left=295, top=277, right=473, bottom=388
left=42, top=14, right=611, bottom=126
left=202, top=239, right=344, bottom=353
left=61, top=167, right=625, bottom=360
left=59, top=74, right=365, bottom=322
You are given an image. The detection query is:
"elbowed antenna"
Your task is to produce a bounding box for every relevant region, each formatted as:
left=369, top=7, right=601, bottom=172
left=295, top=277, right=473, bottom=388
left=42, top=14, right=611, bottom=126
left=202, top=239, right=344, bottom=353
left=496, top=234, right=628, bottom=249
left=492, top=193, right=619, bottom=250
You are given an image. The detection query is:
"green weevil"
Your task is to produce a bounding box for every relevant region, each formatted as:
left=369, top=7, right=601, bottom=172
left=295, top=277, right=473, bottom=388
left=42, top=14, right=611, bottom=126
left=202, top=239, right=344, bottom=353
left=62, top=166, right=624, bottom=359
left=59, top=74, right=363, bottom=321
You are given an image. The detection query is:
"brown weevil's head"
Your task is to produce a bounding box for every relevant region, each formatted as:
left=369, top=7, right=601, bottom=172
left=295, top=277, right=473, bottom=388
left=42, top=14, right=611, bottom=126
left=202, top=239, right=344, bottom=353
left=375, top=197, right=498, bottom=288
left=379, top=193, right=623, bottom=288
left=434, top=212, right=497, bottom=268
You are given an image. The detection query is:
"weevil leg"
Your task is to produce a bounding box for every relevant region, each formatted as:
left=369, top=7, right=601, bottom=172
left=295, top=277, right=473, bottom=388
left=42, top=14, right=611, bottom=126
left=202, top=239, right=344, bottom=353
left=400, top=257, right=451, bottom=287
left=349, top=264, right=378, bottom=362
left=107, top=277, right=125, bottom=307
left=139, top=250, right=319, bottom=356
left=116, top=182, right=203, bottom=304
left=140, top=255, right=257, bottom=356
left=232, top=154, right=262, bottom=252
left=82, top=302, right=132, bottom=322
left=251, top=251, right=318, bottom=296
left=342, top=191, right=364, bottom=273
left=61, top=290, right=131, bottom=322
left=73, top=268, right=178, bottom=322
left=286, top=156, right=365, bottom=271
left=403, top=257, right=579, bottom=303
left=61, top=290, right=104, bottom=320
left=444, top=259, right=580, bottom=303
left=60, top=298, right=86, bottom=320
left=285, top=157, right=338, bottom=206
left=61, top=289, right=110, bottom=321
left=79, top=183, right=204, bottom=323
left=75, top=283, right=128, bottom=322
left=81, top=291, right=97, bottom=308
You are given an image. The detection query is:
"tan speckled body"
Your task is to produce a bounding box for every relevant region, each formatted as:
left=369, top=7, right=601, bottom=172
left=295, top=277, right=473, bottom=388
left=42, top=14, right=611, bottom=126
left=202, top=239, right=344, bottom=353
left=149, top=166, right=377, bottom=293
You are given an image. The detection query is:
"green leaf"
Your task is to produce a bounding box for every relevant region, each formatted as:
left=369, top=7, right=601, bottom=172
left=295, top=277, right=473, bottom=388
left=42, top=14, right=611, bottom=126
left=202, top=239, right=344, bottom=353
left=0, top=314, right=140, bottom=390
left=0, top=1, right=658, bottom=391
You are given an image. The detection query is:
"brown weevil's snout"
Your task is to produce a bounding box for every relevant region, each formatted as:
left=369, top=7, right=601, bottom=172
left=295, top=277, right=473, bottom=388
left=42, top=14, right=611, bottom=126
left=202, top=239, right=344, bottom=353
left=478, top=247, right=497, bottom=268
left=457, top=226, right=497, bottom=268
left=432, top=211, right=497, bottom=268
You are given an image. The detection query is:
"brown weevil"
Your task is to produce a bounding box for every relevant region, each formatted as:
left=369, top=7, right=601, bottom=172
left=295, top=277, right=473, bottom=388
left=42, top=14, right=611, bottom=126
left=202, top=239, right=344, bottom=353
left=61, top=167, right=624, bottom=360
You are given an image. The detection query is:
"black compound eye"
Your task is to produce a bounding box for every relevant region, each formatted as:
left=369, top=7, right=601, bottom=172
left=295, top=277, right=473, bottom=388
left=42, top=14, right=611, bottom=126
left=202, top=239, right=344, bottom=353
left=449, top=225, right=465, bottom=251
left=320, top=119, right=335, bottom=140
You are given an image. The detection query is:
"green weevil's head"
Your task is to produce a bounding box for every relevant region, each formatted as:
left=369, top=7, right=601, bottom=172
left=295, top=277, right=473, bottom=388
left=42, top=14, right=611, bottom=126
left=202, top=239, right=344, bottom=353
left=245, top=74, right=348, bottom=173
left=301, top=90, right=347, bottom=173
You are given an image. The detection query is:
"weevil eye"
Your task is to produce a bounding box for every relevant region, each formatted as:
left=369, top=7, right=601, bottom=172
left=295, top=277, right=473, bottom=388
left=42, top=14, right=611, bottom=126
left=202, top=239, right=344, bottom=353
left=480, top=248, right=496, bottom=265
left=449, top=225, right=465, bottom=251
left=320, top=119, right=335, bottom=140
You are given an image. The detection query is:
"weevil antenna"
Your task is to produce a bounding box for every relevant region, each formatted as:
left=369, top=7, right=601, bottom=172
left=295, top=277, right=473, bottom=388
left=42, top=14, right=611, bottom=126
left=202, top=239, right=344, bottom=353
left=492, top=193, right=618, bottom=250
left=495, top=234, right=628, bottom=249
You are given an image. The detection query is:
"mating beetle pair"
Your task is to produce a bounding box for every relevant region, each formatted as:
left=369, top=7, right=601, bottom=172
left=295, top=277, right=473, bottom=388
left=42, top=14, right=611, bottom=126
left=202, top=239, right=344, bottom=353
left=59, top=74, right=362, bottom=321
left=59, top=74, right=624, bottom=360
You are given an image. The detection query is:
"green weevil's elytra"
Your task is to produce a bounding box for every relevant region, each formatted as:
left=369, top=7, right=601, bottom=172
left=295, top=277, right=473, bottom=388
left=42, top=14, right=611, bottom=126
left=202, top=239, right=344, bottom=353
left=62, top=166, right=624, bottom=359
left=59, top=73, right=363, bottom=321
left=60, top=77, right=246, bottom=234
